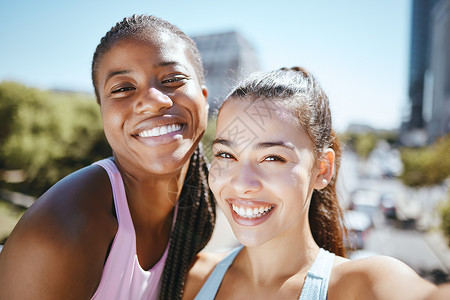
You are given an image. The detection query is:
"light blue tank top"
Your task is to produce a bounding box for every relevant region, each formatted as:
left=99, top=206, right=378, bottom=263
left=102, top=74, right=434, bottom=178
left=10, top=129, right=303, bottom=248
left=194, top=246, right=335, bottom=300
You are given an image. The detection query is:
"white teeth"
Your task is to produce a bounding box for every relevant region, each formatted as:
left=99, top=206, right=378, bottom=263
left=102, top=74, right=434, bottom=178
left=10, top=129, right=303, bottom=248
left=137, top=124, right=182, bottom=138
left=239, top=207, right=245, bottom=216
left=245, top=208, right=253, bottom=216
left=232, top=204, right=274, bottom=218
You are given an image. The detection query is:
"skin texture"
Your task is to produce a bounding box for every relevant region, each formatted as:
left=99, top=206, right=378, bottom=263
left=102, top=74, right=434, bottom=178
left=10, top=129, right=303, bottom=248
left=423, top=283, right=450, bottom=300
left=183, top=100, right=437, bottom=300
left=0, top=30, right=208, bottom=299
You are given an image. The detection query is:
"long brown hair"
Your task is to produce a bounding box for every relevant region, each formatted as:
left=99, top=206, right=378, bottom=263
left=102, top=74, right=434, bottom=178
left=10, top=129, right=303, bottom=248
left=227, top=66, right=347, bottom=256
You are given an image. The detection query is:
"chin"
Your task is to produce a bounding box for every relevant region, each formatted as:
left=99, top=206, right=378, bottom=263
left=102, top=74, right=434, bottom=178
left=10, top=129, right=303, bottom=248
left=144, top=157, right=188, bottom=175
left=232, top=230, right=271, bottom=248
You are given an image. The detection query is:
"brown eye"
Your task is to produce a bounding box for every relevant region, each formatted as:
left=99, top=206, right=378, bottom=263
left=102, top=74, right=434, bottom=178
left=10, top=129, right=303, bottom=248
left=162, top=75, right=190, bottom=84
left=263, top=155, right=286, bottom=163
left=214, top=151, right=235, bottom=160
left=111, top=86, right=135, bottom=94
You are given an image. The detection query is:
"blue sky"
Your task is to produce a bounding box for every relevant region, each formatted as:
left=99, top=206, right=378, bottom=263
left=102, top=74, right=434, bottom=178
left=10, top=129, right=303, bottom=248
left=0, top=0, right=411, bottom=131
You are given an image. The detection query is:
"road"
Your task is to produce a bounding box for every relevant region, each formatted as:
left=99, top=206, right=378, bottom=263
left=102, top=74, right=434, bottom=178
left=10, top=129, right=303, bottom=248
left=342, top=150, right=450, bottom=284
left=360, top=208, right=449, bottom=284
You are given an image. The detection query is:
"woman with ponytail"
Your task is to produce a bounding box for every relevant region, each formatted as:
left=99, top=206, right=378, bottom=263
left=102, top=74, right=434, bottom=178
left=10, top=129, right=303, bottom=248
left=184, top=67, right=436, bottom=299
left=0, top=14, right=215, bottom=300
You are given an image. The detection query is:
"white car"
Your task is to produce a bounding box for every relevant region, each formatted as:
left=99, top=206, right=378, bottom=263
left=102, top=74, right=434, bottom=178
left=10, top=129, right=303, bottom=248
left=344, top=210, right=372, bottom=249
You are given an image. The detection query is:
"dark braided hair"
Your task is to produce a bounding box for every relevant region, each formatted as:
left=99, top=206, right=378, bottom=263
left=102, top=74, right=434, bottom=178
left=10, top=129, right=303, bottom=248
left=160, top=145, right=215, bottom=299
left=91, top=15, right=215, bottom=299
left=227, top=66, right=347, bottom=256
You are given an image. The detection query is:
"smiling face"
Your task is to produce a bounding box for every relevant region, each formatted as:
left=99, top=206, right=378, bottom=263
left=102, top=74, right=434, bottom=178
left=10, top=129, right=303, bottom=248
left=95, top=31, right=207, bottom=176
left=209, top=99, right=324, bottom=247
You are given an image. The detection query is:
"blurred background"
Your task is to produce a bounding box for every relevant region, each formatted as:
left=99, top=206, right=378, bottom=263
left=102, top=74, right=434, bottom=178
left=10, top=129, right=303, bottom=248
left=0, top=0, right=449, bottom=285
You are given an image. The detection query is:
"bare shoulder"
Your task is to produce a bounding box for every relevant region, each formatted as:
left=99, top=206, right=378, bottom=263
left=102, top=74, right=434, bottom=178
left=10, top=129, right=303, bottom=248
left=183, top=250, right=229, bottom=300
left=329, top=255, right=436, bottom=300
left=424, top=283, right=450, bottom=300
left=0, top=164, right=117, bottom=299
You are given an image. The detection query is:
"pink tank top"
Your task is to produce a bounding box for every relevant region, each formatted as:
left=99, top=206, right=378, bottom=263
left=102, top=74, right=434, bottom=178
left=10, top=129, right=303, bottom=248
left=91, top=158, right=176, bottom=300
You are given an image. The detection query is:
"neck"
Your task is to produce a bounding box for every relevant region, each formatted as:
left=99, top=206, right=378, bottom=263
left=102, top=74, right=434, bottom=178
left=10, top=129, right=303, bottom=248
left=237, top=218, right=320, bottom=286
left=116, top=156, right=191, bottom=229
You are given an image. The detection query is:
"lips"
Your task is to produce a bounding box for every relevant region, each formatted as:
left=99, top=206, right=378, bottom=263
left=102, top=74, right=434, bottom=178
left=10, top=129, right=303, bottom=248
left=231, top=203, right=274, bottom=218
left=136, top=123, right=183, bottom=138
left=131, top=115, right=188, bottom=146
left=226, top=198, right=276, bottom=226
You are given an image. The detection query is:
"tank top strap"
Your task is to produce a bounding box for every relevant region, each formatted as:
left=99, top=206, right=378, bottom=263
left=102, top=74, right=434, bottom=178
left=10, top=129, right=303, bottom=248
left=93, top=158, right=134, bottom=230
left=194, top=245, right=244, bottom=300
left=299, top=248, right=335, bottom=300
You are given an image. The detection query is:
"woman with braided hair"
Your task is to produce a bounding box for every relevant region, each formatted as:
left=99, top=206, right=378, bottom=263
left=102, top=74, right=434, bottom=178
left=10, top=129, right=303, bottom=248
left=0, top=14, right=215, bottom=300
left=183, top=67, right=437, bottom=299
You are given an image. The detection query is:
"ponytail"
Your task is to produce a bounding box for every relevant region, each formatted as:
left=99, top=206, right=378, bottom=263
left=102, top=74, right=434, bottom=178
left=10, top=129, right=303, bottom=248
left=309, top=131, right=347, bottom=256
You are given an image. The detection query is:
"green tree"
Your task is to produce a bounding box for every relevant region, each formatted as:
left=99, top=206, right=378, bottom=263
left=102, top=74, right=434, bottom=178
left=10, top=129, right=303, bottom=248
left=0, top=81, right=111, bottom=197
left=399, top=135, right=450, bottom=187
left=201, top=115, right=217, bottom=162
left=341, top=131, right=378, bottom=159
left=440, top=195, right=450, bottom=247
left=354, top=132, right=377, bottom=159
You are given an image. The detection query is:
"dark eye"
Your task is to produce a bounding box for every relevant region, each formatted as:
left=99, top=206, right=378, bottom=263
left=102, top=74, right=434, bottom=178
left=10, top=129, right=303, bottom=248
left=263, top=155, right=286, bottom=163
left=162, top=75, right=190, bottom=85
left=111, top=86, right=135, bottom=94
left=214, top=151, right=235, bottom=160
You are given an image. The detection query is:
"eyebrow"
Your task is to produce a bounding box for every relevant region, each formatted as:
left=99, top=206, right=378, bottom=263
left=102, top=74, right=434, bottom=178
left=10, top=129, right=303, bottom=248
left=103, top=61, right=185, bottom=88
left=155, top=61, right=178, bottom=68
left=212, top=139, right=295, bottom=150
left=104, top=70, right=132, bottom=88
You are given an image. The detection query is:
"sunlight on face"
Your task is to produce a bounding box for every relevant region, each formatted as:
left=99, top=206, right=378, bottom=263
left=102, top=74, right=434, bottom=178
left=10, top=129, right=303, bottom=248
left=208, top=99, right=320, bottom=247
left=96, top=34, right=207, bottom=176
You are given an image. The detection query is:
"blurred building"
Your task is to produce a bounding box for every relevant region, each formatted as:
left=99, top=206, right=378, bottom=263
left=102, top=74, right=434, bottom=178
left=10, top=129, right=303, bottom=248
left=192, top=31, right=260, bottom=115
left=401, top=0, right=450, bottom=145
left=424, top=0, right=450, bottom=143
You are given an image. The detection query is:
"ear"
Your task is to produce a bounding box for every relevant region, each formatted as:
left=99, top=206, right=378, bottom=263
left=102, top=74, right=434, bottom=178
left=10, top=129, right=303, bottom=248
left=201, top=85, right=209, bottom=114
left=313, top=148, right=335, bottom=190
left=201, top=85, right=208, bottom=101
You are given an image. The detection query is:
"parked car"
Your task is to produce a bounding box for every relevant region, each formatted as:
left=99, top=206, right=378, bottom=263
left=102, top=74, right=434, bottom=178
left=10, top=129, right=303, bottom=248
left=344, top=210, right=372, bottom=249
left=348, top=189, right=381, bottom=221
left=379, top=192, right=397, bottom=219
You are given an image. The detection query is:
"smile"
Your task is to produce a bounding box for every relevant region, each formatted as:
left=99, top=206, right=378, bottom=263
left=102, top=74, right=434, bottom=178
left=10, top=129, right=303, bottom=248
left=137, top=123, right=183, bottom=138
left=232, top=204, right=274, bottom=218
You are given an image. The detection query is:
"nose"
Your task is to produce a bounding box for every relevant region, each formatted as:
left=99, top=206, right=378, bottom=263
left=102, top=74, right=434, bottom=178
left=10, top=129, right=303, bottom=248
left=231, top=163, right=262, bottom=195
left=134, top=87, right=173, bottom=114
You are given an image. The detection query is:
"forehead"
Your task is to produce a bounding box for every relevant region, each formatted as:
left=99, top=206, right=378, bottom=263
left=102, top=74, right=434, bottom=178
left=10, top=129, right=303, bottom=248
left=216, top=99, right=312, bottom=149
left=97, top=31, right=195, bottom=75
left=218, top=99, right=297, bottom=130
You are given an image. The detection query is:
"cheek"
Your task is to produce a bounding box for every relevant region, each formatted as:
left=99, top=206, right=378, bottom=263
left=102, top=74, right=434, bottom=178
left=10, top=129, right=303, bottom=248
left=208, top=159, right=233, bottom=199
left=180, top=87, right=206, bottom=111
left=208, top=164, right=222, bottom=197
left=269, top=169, right=310, bottom=198
left=193, top=101, right=207, bottom=129
left=101, top=106, right=125, bottom=145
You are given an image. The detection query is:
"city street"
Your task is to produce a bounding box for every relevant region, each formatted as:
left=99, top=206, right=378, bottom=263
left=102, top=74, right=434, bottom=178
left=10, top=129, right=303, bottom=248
left=341, top=150, right=450, bottom=284
left=363, top=212, right=449, bottom=284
